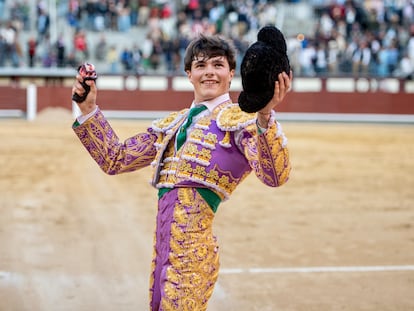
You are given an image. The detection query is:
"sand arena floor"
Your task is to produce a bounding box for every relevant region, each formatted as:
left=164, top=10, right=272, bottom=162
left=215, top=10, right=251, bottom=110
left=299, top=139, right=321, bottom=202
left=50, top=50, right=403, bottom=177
left=0, top=108, right=413, bottom=311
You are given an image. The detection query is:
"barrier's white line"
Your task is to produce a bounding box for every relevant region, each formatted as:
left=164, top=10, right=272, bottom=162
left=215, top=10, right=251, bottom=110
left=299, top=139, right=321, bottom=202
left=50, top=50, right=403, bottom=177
left=220, top=265, right=414, bottom=275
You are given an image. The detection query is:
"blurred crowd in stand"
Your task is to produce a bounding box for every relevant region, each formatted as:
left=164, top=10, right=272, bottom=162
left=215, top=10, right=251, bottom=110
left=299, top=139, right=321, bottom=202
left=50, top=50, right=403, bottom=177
left=0, top=0, right=413, bottom=80
left=297, top=0, right=414, bottom=79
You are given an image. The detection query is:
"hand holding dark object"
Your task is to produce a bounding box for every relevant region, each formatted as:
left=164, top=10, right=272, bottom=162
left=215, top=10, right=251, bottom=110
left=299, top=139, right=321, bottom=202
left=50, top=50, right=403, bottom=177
left=72, top=63, right=97, bottom=103
left=256, top=71, right=292, bottom=128
left=238, top=26, right=291, bottom=113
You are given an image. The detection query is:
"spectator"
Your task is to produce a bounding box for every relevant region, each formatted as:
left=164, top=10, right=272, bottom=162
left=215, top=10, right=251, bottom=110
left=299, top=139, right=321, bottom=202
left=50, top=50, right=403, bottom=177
left=402, top=2, right=414, bottom=27
left=131, top=43, right=143, bottom=74
left=94, top=33, right=107, bottom=62
left=299, top=39, right=316, bottom=76
left=327, top=40, right=340, bottom=75
left=10, top=1, right=30, bottom=31
left=314, top=42, right=328, bottom=74
left=140, top=32, right=153, bottom=71
left=117, top=0, right=131, bottom=32
left=85, top=0, right=97, bottom=31
left=37, top=7, right=50, bottom=42
left=129, top=0, right=138, bottom=26
left=160, top=3, right=175, bottom=39
left=27, top=36, right=37, bottom=67
left=343, top=35, right=359, bottom=73
left=149, top=37, right=163, bottom=71
left=186, top=0, right=200, bottom=19
left=377, top=45, right=389, bottom=77
left=73, top=29, right=89, bottom=63
left=351, top=39, right=372, bottom=76
left=1, top=21, right=19, bottom=67
left=386, top=39, right=400, bottom=75
left=106, top=44, right=118, bottom=73
left=67, top=0, right=81, bottom=28
left=95, top=0, right=108, bottom=31
left=107, top=0, right=118, bottom=30
left=40, top=33, right=54, bottom=67
left=55, top=33, right=66, bottom=67
left=345, top=3, right=357, bottom=39
left=397, top=52, right=413, bottom=80
left=120, top=46, right=133, bottom=71
left=138, top=0, right=150, bottom=26
left=319, top=11, right=334, bottom=40
left=232, top=35, right=249, bottom=75
left=162, top=34, right=178, bottom=73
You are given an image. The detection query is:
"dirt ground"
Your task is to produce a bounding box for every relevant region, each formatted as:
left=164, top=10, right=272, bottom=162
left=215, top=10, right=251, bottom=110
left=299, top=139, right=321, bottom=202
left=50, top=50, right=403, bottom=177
left=1, top=108, right=413, bottom=311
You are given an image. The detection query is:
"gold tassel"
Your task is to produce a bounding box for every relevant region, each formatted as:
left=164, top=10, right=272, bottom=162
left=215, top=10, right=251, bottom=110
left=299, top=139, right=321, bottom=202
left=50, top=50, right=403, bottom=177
left=219, top=131, right=231, bottom=148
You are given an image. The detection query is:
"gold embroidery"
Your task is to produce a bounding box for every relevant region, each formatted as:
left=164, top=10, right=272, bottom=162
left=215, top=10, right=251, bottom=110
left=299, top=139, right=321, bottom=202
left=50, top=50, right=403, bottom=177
left=170, top=162, right=238, bottom=197
left=193, top=165, right=207, bottom=178
left=160, top=188, right=218, bottom=310
left=189, top=128, right=204, bottom=140
left=216, top=103, right=256, bottom=131
left=218, top=175, right=230, bottom=186
left=75, top=111, right=157, bottom=174
left=219, top=131, right=231, bottom=147
left=152, top=110, right=187, bottom=132
left=188, top=130, right=217, bottom=150
left=198, top=148, right=212, bottom=163
left=179, top=163, right=192, bottom=178
left=166, top=266, right=180, bottom=285
left=155, top=133, right=163, bottom=145
left=195, top=116, right=211, bottom=129
left=206, top=169, right=219, bottom=181
left=204, top=133, right=218, bottom=146
left=244, top=121, right=291, bottom=187
left=184, top=144, right=198, bottom=157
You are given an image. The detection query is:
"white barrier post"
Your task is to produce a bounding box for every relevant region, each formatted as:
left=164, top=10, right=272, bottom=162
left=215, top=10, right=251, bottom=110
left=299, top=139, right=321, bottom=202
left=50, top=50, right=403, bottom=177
left=26, top=84, right=37, bottom=121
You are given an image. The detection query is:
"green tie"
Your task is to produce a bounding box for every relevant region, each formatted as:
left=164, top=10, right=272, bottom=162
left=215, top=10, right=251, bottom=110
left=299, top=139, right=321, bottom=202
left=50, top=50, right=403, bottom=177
left=160, top=104, right=222, bottom=213
left=176, top=105, right=207, bottom=150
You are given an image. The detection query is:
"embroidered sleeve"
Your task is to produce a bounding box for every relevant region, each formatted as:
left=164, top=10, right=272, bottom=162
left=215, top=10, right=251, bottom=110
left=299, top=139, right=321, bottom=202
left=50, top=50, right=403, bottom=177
left=238, top=112, right=291, bottom=187
left=73, top=108, right=158, bottom=175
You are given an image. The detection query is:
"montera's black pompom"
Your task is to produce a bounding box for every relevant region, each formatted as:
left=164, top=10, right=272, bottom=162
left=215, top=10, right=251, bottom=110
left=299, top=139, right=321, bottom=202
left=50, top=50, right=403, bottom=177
left=238, top=26, right=290, bottom=113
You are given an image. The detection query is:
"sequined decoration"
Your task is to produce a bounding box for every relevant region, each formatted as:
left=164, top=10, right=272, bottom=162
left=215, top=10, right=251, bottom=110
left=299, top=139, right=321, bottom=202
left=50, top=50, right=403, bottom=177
left=150, top=188, right=219, bottom=310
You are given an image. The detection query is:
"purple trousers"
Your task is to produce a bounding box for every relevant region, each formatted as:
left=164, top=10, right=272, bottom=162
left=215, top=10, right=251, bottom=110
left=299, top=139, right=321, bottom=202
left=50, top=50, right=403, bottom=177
left=149, top=187, right=219, bottom=310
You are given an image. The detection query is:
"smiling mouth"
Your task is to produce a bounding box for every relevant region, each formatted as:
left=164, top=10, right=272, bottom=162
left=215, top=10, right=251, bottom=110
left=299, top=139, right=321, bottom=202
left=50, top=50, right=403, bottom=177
left=202, top=80, right=218, bottom=85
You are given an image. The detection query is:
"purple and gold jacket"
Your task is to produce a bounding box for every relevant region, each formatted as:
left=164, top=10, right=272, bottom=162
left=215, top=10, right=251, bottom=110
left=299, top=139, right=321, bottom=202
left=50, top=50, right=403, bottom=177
left=73, top=100, right=291, bottom=201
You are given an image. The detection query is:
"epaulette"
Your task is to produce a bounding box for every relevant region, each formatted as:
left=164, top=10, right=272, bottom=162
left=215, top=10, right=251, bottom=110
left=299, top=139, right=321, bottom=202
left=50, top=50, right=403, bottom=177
left=151, top=109, right=188, bottom=133
left=216, top=103, right=256, bottom=131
